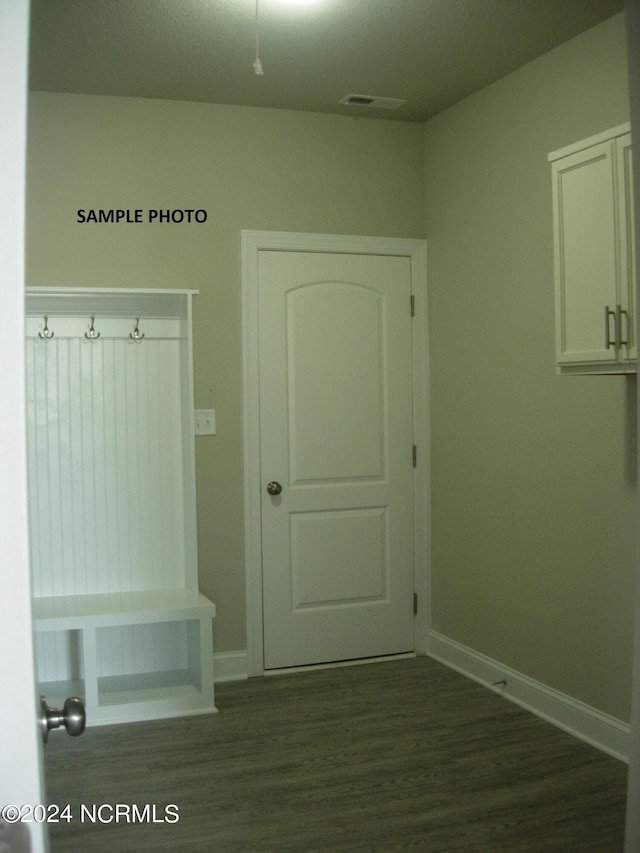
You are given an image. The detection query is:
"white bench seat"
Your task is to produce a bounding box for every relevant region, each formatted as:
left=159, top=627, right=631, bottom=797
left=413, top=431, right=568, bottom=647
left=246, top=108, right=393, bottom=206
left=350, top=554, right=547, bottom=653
left=33, top=589, right=215, bottom=630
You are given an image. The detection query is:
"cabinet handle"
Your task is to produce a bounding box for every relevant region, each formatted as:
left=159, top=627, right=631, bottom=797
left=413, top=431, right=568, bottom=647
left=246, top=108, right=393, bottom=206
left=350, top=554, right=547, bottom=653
left=617, top=305, right=629, bottom=347
left=605, top=305, right=617, bottom=350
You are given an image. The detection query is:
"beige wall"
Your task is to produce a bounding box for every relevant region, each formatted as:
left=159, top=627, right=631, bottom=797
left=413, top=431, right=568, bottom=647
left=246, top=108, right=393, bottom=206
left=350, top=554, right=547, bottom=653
left=25, top=94, right=425, bottom=653
left=425, top=12, right=635, bottom=720
left=26, top=11, right=636, bottom=722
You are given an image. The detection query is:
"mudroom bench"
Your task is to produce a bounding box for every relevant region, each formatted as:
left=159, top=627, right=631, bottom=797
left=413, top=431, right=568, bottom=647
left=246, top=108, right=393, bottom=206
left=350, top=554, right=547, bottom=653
left=26, top=288, right=217, bottom=726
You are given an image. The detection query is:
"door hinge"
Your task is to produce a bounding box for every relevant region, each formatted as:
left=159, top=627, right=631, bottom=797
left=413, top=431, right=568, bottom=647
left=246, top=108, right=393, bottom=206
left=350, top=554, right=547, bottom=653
left=410, top=294, right=415, bottom=317
left=413, top=444, right=417, bottom=467
left=413, top=592, right=418, bottom=615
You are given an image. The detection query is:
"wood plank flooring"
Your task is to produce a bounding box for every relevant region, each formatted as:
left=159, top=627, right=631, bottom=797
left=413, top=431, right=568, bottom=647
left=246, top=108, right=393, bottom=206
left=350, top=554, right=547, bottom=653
left=43, top=657, right=627, bottom=852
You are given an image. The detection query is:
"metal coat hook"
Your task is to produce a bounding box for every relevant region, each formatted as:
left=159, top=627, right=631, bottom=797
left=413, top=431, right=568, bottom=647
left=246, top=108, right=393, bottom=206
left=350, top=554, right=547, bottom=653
left=129, top=317, right=145, bottom=341
left=38, top=315, right=54, bottom=340
left=84, top=315, right=101, bottom=340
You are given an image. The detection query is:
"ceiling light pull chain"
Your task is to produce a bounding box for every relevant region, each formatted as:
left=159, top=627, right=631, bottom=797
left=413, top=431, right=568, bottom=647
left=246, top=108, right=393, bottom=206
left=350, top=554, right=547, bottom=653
left=253, top=0, right=264, bottom=76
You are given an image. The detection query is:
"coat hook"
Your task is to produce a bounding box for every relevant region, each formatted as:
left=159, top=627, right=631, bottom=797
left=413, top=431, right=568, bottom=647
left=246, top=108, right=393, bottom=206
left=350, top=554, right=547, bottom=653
left=84, top=315, right=101, bottom=340
left=129, top=317, right=145, bottom=341
left=38, top=315, right=54, bottom=340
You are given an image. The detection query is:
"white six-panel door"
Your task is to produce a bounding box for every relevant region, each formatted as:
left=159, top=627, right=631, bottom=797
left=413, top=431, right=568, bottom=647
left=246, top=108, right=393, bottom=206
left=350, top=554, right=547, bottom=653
left=254, top=246, right=417, bottom=669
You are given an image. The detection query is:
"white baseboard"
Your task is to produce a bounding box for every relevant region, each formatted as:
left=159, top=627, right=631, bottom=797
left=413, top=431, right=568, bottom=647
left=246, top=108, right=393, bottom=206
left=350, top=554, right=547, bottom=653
left=427, top=630, right=630, bottom=763
left=213, top=650, right=249, bottom=683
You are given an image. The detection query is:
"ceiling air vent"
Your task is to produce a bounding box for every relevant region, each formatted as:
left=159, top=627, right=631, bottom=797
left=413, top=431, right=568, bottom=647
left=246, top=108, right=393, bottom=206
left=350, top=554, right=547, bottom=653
left=339, top=94, right=407, bottom=110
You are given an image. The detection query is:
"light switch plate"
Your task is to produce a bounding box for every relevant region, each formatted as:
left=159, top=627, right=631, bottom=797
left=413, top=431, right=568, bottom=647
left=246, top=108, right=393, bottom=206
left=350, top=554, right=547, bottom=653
left=195, top=409, right=216, bottom=435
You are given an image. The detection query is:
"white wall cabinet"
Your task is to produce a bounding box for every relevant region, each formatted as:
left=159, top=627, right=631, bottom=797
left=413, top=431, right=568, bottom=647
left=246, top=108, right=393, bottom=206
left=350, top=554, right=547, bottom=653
left=25, top=288, right=216, bottom=725
left=549, top=123, right=635, bottom=374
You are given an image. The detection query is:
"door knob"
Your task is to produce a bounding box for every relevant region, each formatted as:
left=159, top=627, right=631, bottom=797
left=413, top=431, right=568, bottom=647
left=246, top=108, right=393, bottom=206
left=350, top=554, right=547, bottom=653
left=40, top=695, right=86, bottom=743
left=266, top=481, right=283, bottom=496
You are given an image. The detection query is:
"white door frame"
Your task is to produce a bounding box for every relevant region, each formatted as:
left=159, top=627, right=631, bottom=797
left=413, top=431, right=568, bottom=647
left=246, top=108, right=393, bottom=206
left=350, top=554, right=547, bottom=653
left=241, top=230, right=430, bottom=677
left=0, top=1, right=49, bottom=850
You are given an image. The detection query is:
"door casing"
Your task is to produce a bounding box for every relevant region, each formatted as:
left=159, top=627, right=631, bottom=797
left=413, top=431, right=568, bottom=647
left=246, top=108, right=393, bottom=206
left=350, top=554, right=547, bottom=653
left=241, top=230, right=430, bottom=677
left=0, top=2, right=49, bottom=849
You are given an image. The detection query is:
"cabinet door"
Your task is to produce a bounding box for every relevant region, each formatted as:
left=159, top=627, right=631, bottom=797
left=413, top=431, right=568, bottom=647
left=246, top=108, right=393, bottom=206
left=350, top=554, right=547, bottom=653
left=617, top=134, right=636, bottom=363
left=552, top=140, right=619, bottom=367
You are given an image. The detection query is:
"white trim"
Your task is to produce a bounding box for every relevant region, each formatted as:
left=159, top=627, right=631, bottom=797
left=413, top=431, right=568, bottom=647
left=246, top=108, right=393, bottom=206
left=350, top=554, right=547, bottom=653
left=411, top=240, right=430, bottom=654
left=241, top=230, right=430, bottom=677
left=214, top=650, right=249, bottom=682
left=547, top=122, right=630, bottom=162
left=77, top=703, right=218, bottom=729
left=26, top=286, right=200, bottom=296
left=0, top=3, right=48, bottom=850
left=428, top=630, right=630, bottom=762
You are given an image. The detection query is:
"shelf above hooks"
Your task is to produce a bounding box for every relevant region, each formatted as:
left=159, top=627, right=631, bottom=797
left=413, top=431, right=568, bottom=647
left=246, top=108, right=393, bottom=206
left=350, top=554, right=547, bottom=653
left=25, top=287, right=200, bottom=343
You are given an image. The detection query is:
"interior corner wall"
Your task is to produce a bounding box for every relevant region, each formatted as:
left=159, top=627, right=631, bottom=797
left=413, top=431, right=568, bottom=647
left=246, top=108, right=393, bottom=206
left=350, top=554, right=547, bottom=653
left=24, top=94, right=425, bottom=654
left=424, top=12, right=635, bottom=721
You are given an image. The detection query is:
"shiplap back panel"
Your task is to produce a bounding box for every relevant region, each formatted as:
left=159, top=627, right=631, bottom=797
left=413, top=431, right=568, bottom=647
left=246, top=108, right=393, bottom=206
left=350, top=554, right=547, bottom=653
left=34, top=630, right=83, bottom=683
left=26, top=325, right=186, bottom=598
left=96, top=622, right=191, bottom=677
left=34, top=623, right=194, bottom=684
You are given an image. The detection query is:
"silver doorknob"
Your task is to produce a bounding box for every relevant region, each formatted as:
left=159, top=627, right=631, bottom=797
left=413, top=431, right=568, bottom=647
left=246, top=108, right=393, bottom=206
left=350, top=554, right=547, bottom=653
left=40, top=695, right=86, bottom=743
left=266, top=481, right=283, bottom=496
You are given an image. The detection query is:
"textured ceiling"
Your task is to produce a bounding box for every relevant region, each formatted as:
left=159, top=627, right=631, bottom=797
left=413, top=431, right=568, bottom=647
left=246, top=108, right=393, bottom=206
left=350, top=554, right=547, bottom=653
left=28, top=0, right=624, bottom=122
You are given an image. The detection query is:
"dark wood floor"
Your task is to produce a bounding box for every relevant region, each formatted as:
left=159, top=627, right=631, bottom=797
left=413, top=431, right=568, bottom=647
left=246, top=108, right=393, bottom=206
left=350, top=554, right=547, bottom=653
left=44, top=656, right=627, bottom=852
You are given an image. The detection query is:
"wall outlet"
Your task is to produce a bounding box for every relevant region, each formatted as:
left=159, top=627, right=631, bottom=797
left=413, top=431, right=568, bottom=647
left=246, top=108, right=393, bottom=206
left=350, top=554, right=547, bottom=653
left=195, top=409, right=216, bottom=435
